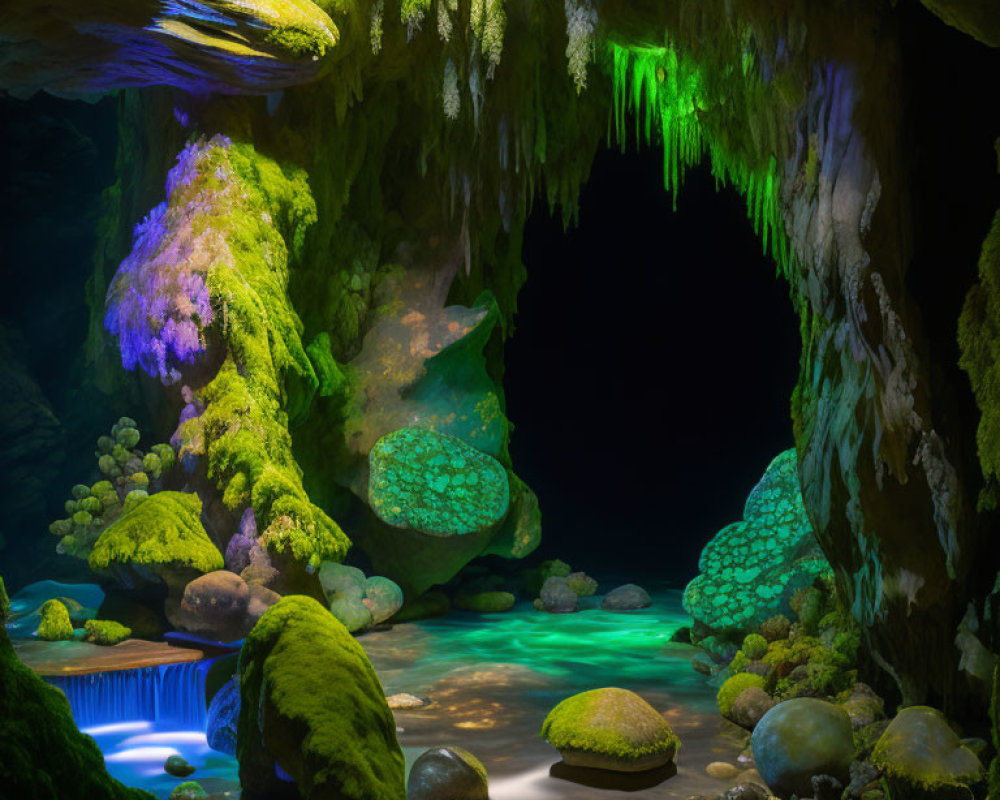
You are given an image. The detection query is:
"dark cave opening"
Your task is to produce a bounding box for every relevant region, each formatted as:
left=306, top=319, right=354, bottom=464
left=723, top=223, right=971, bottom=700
left=506, top=146, right=802, bottom=583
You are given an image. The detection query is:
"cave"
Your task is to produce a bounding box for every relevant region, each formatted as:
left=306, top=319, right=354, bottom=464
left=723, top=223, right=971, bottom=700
left=1, top=2, right=1000, bottom=800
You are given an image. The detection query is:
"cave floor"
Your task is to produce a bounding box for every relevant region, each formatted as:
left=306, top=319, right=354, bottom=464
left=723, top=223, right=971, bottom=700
left=363, top=584, right=748, bottom=799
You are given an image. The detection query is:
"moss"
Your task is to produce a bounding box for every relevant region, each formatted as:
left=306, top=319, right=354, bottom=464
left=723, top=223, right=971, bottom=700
left=454, top=590, right=515, bottom=613
left=743, top=633, right=768, bottom=660
left=36, top=599, right=74, bottom=641
left=83, top=619, right=132, bottom=646
left=89, top=491, right=223, bottom=575
left=237, top=596, right=404, bottom=799
left=541, top=688, right=679, bottom=765
left=717, top=673, right=766, bottom=716
left=0, top=580, right=154, bottom=799
left=168, top=781, right=206, bottom=800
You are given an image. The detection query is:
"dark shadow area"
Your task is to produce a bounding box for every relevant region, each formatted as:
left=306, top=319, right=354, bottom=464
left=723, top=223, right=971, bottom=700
left=549, top=760, right=678, bottom=791
left=507, top=146, right=801, bottom=582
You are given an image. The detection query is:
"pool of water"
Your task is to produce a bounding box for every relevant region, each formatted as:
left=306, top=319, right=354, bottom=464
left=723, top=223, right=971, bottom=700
left=56, top=581, right=743, bottom=799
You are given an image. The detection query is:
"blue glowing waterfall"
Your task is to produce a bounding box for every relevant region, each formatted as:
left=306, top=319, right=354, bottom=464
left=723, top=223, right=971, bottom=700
left=47, top=660, right=213, bottom=729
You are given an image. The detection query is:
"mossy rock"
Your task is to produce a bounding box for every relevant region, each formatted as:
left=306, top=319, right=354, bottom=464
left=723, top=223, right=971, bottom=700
left=407, top=746, right=488, bottom=800
left=0, top=578, right=154, bottom=799
left=89, top=491, right=223, bottom=579
left=718, top=673, right=766, bottom=717
left=742, top=633, right=768, bottom=660
left=541, top=688, right=680, bottom=772
left=83, top=619, right=131, bottom=646
left=872, top=706, right=985, bottom=799
left=36, top=599, right=74, bottom=641
left=237, top=595, right=405, bottom=799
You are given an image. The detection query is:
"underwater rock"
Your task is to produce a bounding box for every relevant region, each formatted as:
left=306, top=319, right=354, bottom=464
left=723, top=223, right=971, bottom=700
left=237, top=595, right=404, bottom=799
left=684, top=451, right=830, bottom=644
left=541, top=687, right=679, bottom=772
left=540, top=576, right=579, bottom=613
left=601, top=584, right=652, bottom=610
left=207, top=677, right=239, bottom=757
left=751, top=698, right=855, bottom=799
left=169, top=782, right=206, bottom=800
left=406, top=746, right=489, bottom=800
left=83, top=619, right=131, bottom=646
left=164, top=755, right=195, bottom=778
left=454, top=590, right=515, bottom=613
left=35, top=598, right=74, bottom=641
left=871, top=706, right=984, bottom=799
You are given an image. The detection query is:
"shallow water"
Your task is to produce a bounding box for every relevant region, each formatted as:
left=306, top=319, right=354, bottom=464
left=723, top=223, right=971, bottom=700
left=58, top=583, right=744, bottom=799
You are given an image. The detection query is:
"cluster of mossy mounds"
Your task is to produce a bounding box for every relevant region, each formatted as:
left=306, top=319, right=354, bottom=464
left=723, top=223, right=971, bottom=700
left=541, top=688, right=680, bottom=773
left=684, top=450, right=832, bottom=657
left=519, top=557, right=599, bottom=613
left=36, top=598, right=74, bottom=641
left=237, top=595, right=404, bottom=800
left=318, top=561, right=403, bottom=633
left=0, top=576, right=155, bottom=799
left=48, top=417, right=176, bottom=560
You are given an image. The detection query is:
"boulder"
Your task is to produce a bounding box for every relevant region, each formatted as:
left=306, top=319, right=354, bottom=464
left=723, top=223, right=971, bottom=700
left=83, top=619, right=131, bottom=646
left=541, top=687, right=679, bottom=772
left=729, top=687, right=775, bottom=730
left=36, top=599, right=74, bottom=641
left=565, top=572, right=598, bottom=597
left=540, top=576, right=578, bottom=613
left=164, top=755, right=195, bottom=777
left=751, top=698, right=855, bottom=799
left=871, top=706, right=984, bottom=799
left=174, top=570, right=251, bottom=642
left=601, top=584, right=652, bottom=610
left=406, top=746, right=488, bottom=800
left=364, top=576, right=403, bottom=624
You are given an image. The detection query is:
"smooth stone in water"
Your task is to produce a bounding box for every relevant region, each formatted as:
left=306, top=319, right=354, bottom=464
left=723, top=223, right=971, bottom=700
left=601, top=584, right=652, bottom=610
left=706, top=761, right=741, bottom=780
left=407, top=746, right=488, bottom=800
left=164, top=755, right=196, bottom=778
left=387, top=693, right=428, bottom=710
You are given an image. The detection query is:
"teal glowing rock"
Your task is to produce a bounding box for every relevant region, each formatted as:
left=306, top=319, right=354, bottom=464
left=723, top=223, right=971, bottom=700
left=683, top=450, right=830, bottom=640
left=368, top=427, right=509, bottom=536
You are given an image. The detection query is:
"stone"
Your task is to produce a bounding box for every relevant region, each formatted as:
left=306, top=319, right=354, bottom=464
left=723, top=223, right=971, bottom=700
left=812, top=774, right=844, bottom=800
left=540, top=576, right=578, bottom=613
left=386, top=693, right=428, bottom=710
left=871, top=706, right=984, bottom=799
left=601, top=584, right=652, bottom=610
left=245, top=584, right=280, bottom=627
left=541, top=688, right=679, bottom=772
left=406, top=746, right=488, bottom=800
left=751, top=698, right=855, bottom=799
left=565, top=572, right=598, bottom=597
left=363, top=576, right=404, bottom=624
left=839, top=683, right=885, bottom=730
left=722, top=784, right=769, bottom=800
left=729, top=686, right=775, bottom=730
left=319, top=562, right=367, bottom=600
left=174, top=570, right=251, bottom=642
left=330, top=595, right=374, bottom=633
left=706, top=761, right=741, bottom=780
left=164, top=755, right=195, bottom=778
left=846, top=760, right=882, bottom=798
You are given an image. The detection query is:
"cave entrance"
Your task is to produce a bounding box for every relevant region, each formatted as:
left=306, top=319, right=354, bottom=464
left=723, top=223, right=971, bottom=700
left=504, top=145, right=801, bottom=582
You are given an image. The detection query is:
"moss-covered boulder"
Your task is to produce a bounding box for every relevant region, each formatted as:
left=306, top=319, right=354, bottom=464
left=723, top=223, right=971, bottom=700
left=541, top=688, right=680, bottom=772
left=83, top=619, right=131, bottom=645
left=407, top=746, right=488, bottom=800
left=717, top=673, right=767, bottom=717
left=683, top=451, right=831, bottom=645
left=0, top=577, right=155, bottom=800
left=36, top=599, right=74, bottom=641
left=237, top=595, right=405, bottom=799
left=872, top=706, right=985, bottom=799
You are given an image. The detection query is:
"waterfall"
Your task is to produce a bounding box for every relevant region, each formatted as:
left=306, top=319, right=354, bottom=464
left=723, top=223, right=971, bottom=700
left=47, top=659, right=213, bottom=729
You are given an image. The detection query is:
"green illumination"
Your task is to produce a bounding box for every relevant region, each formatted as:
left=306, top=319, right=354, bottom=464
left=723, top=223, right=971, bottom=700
left=610, top=42, right=791, bottom=275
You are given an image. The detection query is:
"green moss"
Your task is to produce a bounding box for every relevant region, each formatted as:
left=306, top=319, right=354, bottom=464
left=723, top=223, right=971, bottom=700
left=541, top=688, right=679, bottom=764
left=84, top=619, right=132, bottom=646
left=742, top=633, right=768, bottom=660
left=89, top=491, right=223, bottom=575
left=0, top=589, right=155, bottom=799
left=37, top=599, right=74, bottom=641
left=237, top=596, right=404, bottom=799
left=168, top=781, right=206, bottom=800
left=717, top=673, right=766, bottom=716
left=454, top=590, right=515, bottom=613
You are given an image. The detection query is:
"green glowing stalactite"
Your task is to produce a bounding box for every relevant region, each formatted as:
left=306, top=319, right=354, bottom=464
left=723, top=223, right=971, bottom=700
left=610, top=43, right=791, bottom=275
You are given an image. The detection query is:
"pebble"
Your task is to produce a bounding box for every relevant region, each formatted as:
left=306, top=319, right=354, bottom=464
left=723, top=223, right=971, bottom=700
left=386, top=692, right=429, bottom=709
left=706, top=761, right=741, bottom=780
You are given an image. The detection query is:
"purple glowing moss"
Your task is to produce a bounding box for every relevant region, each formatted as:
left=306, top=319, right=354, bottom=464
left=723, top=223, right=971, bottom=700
left=225, top=508, right=258, bottom=574
left=104, top=139, right=228, bottom=385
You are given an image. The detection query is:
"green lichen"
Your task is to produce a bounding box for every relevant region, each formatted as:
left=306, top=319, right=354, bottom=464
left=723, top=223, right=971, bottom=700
left=717, top=673, right=765, bottom=716
left=368, top=427, right=509, bottom=536
left=88, top=491, right=223, bottom=575
left=83, top=619, right=132, bottom=646
left=237, top=596, right=404, bottom=799
left=36, top=599, right=74, bottom=641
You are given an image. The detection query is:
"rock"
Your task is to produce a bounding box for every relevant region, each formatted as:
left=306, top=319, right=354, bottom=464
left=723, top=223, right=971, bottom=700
left=329, top=595, right=374, bottom=633
left=320, top=563, right=402, bottom=631
left=706, top=761, right=741, bottom=780
left=846, top=760, right=882, bottom=798
left=812, top=774, right=844, bottom=800
left=164, top=755, right=195, bottom=777
left=245, top=584, right=280, bottom=627
left=565, top=572, right=598, bottom=597
left=386, top=693, right=428, bottom=710
left=363, top=576, right=403, bottom=624
left=717, top=673, right=767, bottom=718
left=169, top=781, right=206, bottom=800
left=521, top=559, right=572, bottom=596
left=541, top=687, right=679, bottom=772
left=760, top=615, right=791, bottom=641
left=454, top=590, right=515, bottom=613
left=722, top=784, right=769, bottom=800
left=839, top=683, right=884, bottom=730
left=238, top=596, right=404, bottom=799
left=406, top=746, right=488, bottom=800
left=83, top=619, right=131, bottom=646
left=36, top=599, right=74, bottom=641
left=871, top=706, right=984, bottom=799
left=729, top=686, right=776, bottom=730
left=743, top=660, right=770, bottom=678
left=206, top=676, right=239, bottom=756
left=540, top=576, right=578, bottom=613
left=319, top=562, right=367, bottom=601
left=601, top=584, right=652, bottom=610
left=751, top=698, right=855, bottom=799
left=175, top=570, right=251, bottom=642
